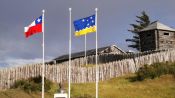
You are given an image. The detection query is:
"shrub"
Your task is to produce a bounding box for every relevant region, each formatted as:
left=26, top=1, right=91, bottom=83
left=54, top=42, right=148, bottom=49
left=12, top=80, right=26, bottom=89
left=11, top=76, right=53, bottom=93
left=136, top=62, right=175, bottom=81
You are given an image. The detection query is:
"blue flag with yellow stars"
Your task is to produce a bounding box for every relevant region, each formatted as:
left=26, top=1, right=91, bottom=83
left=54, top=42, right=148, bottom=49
left=73, top=14, right=96, bottom=37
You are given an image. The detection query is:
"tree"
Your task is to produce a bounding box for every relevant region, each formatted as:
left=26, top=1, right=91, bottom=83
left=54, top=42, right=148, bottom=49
left=126, top=11, right=151, bottom=51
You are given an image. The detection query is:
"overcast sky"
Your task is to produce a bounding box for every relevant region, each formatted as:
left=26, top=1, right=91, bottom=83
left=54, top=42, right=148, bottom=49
left=1, top=0, right=175, bottom=67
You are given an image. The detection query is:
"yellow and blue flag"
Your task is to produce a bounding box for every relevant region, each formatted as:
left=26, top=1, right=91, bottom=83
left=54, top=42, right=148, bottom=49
left=73, top=15, right=96, bottom=37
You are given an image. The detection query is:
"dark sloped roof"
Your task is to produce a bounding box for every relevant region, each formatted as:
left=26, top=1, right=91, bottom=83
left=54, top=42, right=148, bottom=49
left=54, top=45, right=125, bottom=61
left=140, top=21, right=175, bottom=32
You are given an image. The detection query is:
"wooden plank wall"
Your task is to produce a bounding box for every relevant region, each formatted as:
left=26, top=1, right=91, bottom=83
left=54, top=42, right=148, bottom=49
left=59, top=49, right=167, bottom=67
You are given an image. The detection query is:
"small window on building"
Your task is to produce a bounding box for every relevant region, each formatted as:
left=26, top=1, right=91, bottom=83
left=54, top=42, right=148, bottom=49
left=170, top=41, right=173, bottom=44
left=147, top=33, right=151, bottom=37
left=164, top=32, right=169, bottom=35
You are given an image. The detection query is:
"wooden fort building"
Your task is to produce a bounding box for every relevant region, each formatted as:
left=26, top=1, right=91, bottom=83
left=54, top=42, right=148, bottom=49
left=139, top=21, right=175, bottom=52
left=49, top=45, right=126, bottom=64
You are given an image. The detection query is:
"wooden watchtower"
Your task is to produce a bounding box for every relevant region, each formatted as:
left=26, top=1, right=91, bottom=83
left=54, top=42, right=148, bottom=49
left=139, top=21, right=175, bottom=52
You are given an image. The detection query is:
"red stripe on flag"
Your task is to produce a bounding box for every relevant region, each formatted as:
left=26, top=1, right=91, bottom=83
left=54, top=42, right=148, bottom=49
left=25, top=24, right=42, bottom=38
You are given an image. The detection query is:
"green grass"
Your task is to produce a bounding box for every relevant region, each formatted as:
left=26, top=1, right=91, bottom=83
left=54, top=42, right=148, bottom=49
left=0, top=89, right=52, bottom=98
left=71, top=75, right=175, bottom=98
left=0, top=74, right=175, bottom=98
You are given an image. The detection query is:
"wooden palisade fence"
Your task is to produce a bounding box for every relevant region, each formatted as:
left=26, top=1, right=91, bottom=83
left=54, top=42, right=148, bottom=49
left=0, top=49, right=175, bottom=90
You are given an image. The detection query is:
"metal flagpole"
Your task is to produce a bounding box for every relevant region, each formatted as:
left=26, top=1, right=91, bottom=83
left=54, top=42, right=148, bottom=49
left=85, top=34, right=87, bottom=66
left=95, top=8, right=98, bottom=98
left=42, top=9, right=45, bottom=98
left=68, top=8, right=72, bottom=98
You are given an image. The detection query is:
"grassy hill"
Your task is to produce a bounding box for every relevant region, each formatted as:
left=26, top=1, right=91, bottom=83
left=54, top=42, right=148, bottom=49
left=0, top=74, right=174, bottom=98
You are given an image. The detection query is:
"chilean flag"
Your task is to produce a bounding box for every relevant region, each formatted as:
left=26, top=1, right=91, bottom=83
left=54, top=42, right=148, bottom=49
left=24, top=16, right=42, bottom=38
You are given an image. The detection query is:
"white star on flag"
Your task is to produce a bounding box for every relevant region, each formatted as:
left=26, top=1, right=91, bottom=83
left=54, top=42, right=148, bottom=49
left=37, top=18, right=41, bottom=22
left=82, top=19, right=85, bottom=22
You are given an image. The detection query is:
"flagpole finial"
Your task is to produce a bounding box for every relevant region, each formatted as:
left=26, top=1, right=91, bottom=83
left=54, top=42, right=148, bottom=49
left=42, top=10, right=45, bottom=13
left=69, top=8, right=72, bottom=11
left=95, top=8, right=98, bottom=11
